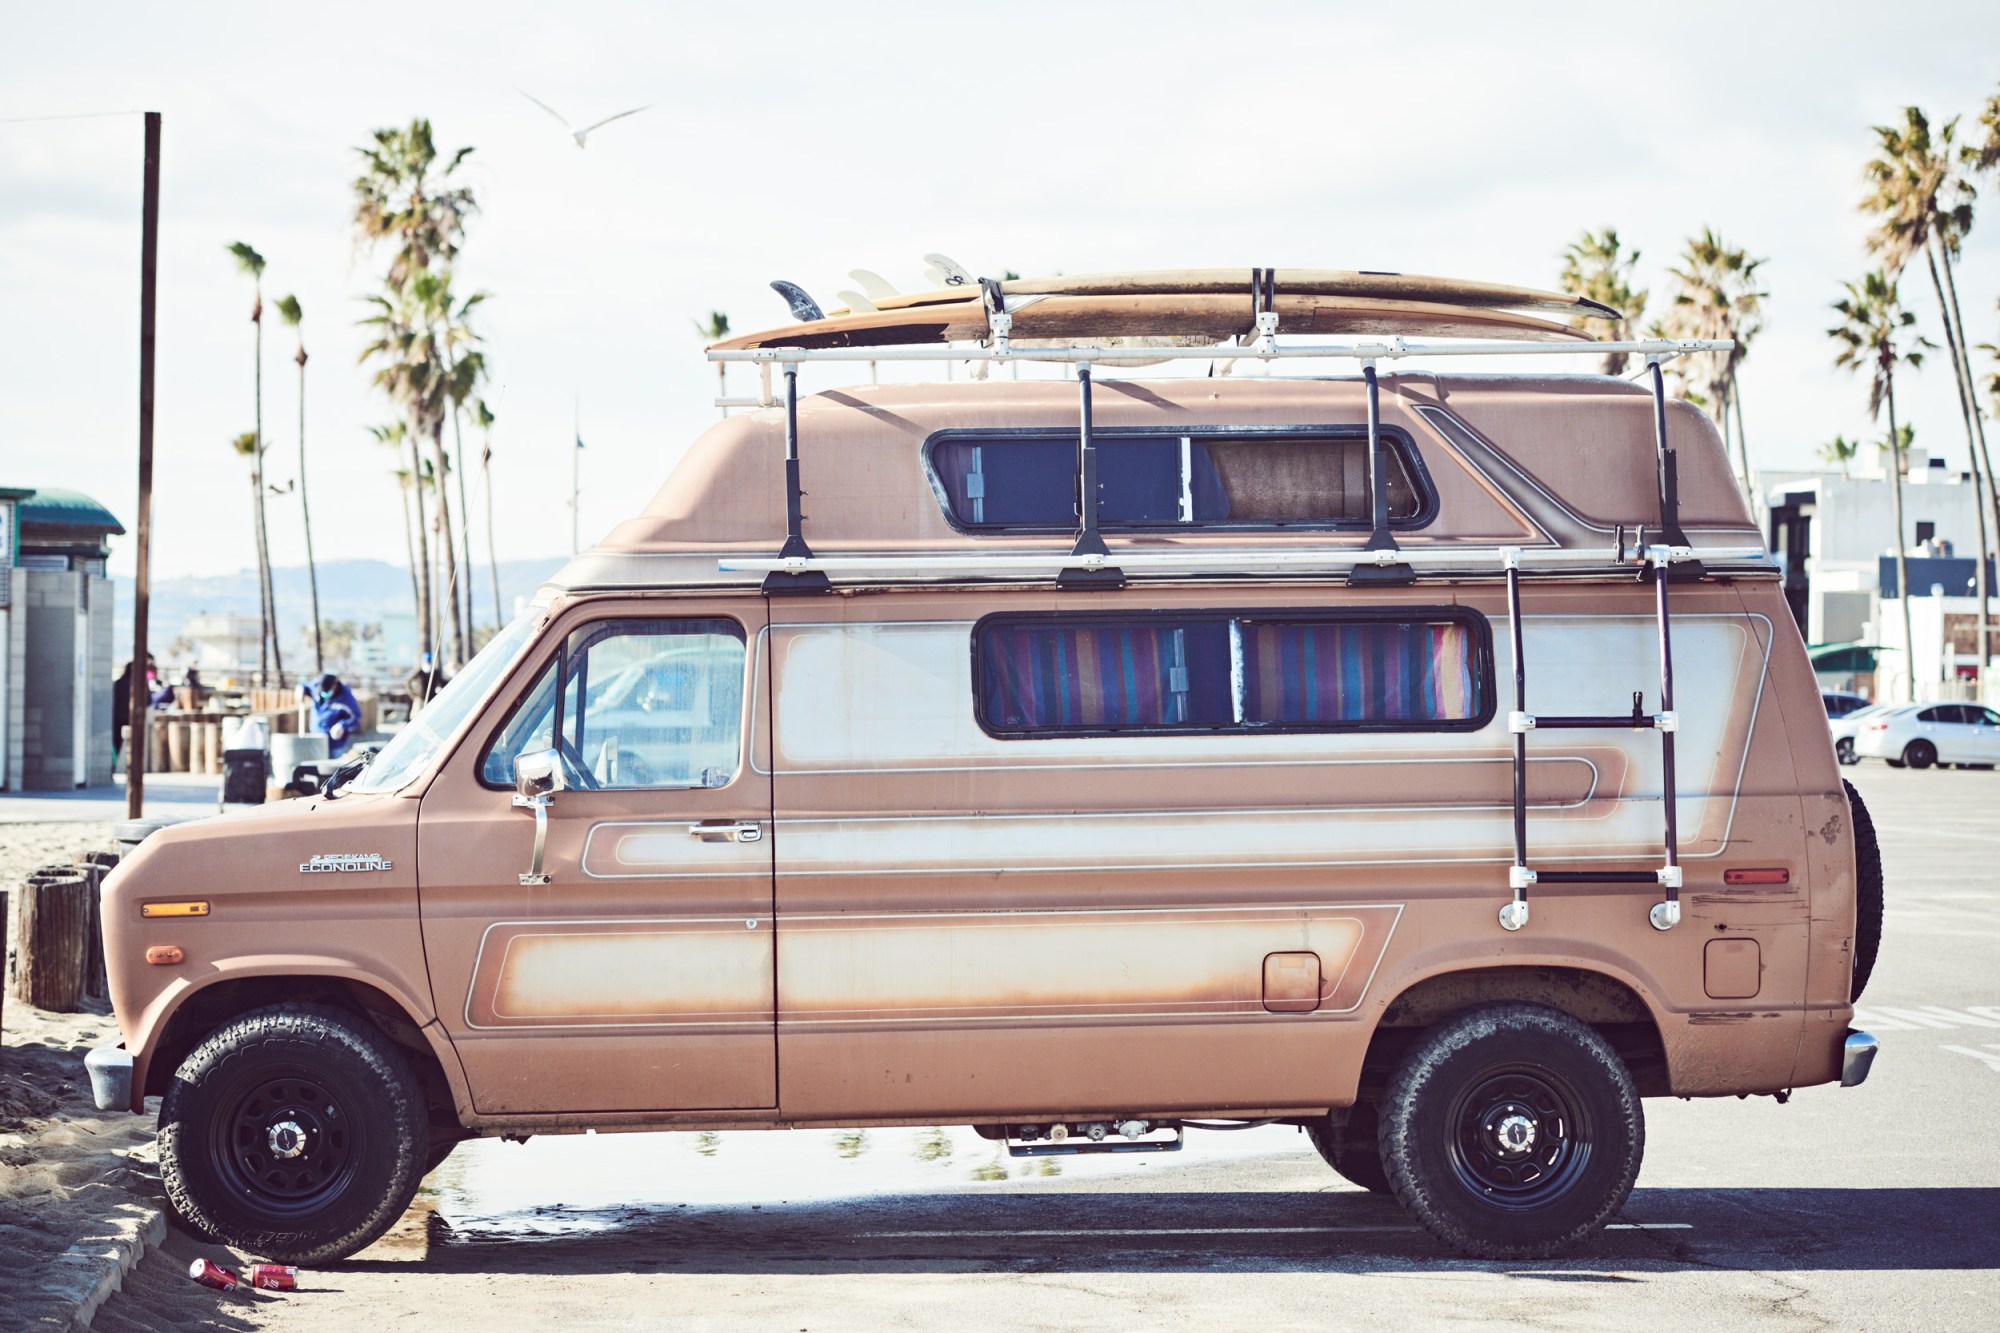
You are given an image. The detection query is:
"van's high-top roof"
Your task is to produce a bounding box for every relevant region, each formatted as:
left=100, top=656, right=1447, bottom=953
left=550, top=373, right=1762, bottom=595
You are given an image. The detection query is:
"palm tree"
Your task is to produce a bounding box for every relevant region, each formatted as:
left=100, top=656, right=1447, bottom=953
left=274, top=294, right=323, bottom=676
left=352, top=119, right=479, bottom=666
left=227, top=242, right=282, bottom=682
left=474, top=398, right=502, bottom=630
left=439, top=291, right=489, bottom=653
left=1967, top=83, right=2000, bottom=176
left=228, top=430, right=275, bottom=680
left=1661, top=230, right=1765, bottom=491
left=1864, top=106, right=1993, bottom=677
left=370, top=421, right=429, bottom=665
left=1818, top=435, right=1861, bottom=480
left=694, top=310, right=732, bottom=404
left=1831, top=271, right=1932, bottom=702
left=1556, top=229, right=1647, bottom=374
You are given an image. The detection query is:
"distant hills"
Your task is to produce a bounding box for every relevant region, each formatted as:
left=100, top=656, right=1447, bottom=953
left=112, top=557, right=567, bottom=660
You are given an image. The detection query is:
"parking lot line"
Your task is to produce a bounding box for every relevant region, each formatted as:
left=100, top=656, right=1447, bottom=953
left=860, top=1224, right=1691, bottom=1239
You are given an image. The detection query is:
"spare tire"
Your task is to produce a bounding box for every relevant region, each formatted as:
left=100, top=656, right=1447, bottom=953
left=1844, top=779, right=1884, bottom=1001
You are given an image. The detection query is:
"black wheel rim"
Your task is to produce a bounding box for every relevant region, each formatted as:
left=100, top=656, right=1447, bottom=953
left=209, top=1066, right=361, bottom=1219
left=1444, top=1065, right=1592, bottom=1209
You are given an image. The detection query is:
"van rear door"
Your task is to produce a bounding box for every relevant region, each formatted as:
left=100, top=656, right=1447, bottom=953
left=416, top=598, right=774, bottom=1115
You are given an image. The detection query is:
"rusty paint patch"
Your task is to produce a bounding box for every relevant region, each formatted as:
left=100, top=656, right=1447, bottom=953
left=1818, top=812, right=1844, bottom=846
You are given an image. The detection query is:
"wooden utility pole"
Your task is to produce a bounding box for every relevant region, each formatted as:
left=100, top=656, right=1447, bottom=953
left=126, top=112, right=160, bottom=820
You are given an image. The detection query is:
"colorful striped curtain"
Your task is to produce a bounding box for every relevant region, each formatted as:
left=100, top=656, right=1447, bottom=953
left=1239, top=620, right=1475, bottom=724
left=980, top=623, right=1232, bottom=730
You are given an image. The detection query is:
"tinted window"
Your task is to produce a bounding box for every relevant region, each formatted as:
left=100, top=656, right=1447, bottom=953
left=1917, top=706, right=1951, bottom=723
left=482, top=618, right=746, bottom=789
left=976, top=610, right=1487, bottom=737
left=929, top=430, right=1425, bottom=531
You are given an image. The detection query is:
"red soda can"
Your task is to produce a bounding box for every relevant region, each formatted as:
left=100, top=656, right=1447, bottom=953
left=248, top=1263, right=299, bottom=1291
left=189, top=1257, right=240, bottom=1292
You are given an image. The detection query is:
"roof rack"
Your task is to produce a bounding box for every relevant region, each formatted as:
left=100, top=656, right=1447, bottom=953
left=704, top=336, right=1737, bottom=593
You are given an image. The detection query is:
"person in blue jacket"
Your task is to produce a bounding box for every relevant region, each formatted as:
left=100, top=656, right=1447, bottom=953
left=305, top=673, right=364, bottom=758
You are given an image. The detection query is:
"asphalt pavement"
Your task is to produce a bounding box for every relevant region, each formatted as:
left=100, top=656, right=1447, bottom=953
left=88, top=765, right=2000, bottom=1331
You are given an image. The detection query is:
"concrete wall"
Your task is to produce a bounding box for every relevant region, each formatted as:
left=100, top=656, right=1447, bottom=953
left=2, top=572, right=21, bottom=789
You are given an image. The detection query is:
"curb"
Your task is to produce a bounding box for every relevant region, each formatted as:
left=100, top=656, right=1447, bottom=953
left=33, top=1201, right=167, bottom=1330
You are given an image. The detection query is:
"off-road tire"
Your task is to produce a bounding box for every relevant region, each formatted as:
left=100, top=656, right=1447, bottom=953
left=1904, top=740, right=1936, bottom=769
left=158, top=1003, right=428, bottom=1264
left=1835, top=738, right=1857, bottom=766
left=1844, top=778, right=1884, bottom=1002
left=1380, top=1003, right=1643, bottom=1259
left=1305, top=1101, right=1390, bottom=1194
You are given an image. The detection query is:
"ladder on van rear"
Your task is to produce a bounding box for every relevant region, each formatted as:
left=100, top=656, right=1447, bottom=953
left=1498, top=359, right=1691, bottom=934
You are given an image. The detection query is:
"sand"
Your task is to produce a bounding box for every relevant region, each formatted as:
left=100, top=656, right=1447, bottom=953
left=2, top=821, right=163, bottom=1329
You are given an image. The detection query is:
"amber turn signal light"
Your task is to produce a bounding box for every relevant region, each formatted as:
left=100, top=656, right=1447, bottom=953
left=1723, top=868, right=1790, bottom=885
left=145, top=945, right=185, bottom=965
left=139, top=901, right=209, bottom=918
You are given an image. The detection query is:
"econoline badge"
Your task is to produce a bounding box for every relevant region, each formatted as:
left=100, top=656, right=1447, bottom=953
left=300, top=853, right=395, bottom=874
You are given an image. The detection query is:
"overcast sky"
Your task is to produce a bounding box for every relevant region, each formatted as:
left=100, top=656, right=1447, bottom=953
left=3, top=2, right=1997, bottom=583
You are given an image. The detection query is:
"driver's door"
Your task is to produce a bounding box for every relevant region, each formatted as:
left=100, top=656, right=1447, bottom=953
left=418, top=599, right=774, bottom=1115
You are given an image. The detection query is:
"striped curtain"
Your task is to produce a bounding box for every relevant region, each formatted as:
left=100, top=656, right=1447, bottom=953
left=1240, top=620, right=1475, bottom=724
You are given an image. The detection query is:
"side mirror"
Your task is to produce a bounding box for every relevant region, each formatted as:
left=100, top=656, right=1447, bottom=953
left=515, top=748, right=566, bottom=802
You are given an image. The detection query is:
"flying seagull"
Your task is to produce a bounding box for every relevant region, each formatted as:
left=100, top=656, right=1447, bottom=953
left=517, top=90, right=651, bottom=148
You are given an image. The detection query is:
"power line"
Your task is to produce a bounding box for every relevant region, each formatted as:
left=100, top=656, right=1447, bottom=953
left=0, top=109, right=147, bottom=126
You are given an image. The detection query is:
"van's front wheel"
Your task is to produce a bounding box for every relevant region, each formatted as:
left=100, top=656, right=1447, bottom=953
left=158, top=1004, right=428, bottom=1264
left=1379, top=1004, right=1643, bottom=1259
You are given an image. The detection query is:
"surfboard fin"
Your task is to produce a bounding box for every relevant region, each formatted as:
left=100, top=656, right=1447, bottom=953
left=770, top=280, right=825, bottom=322
left=849, top=269, right=899, bottom=300
left=836, top=290, right=879, bottom=314
left=922, top=253, right=974, bottom=287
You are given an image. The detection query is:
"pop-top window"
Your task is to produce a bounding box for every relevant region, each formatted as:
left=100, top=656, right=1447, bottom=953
left=927, top=429, right=1428, bottom=531
left=975, top=610, right=1487, bottom=737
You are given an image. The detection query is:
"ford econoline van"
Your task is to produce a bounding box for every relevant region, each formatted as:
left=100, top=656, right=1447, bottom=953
left=96, top=273, right=1884, bottom=1265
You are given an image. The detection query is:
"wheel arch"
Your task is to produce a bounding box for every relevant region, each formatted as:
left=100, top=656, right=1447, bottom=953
left=137, top=972, right=469, bottom=1130
left=1355, top=964, right=1670, bottom=1100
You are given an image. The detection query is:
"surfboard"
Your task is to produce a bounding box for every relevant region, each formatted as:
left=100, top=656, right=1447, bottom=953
left=709, top=292, right=1591, bottom=353
left=838, top=269, right=1618, bottom=322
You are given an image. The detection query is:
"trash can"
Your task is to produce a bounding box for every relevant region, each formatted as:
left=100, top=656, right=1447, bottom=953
left=222, top=749, right=269, bottom=805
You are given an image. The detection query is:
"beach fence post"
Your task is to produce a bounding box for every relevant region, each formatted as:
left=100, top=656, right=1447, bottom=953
left=5, top=866, right=93, bottom=1013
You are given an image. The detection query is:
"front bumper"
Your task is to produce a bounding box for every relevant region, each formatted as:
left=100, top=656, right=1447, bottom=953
left=1841, top=1029, right=1878, bottom=1088
left=85, top=1044, right=134, bottom=1112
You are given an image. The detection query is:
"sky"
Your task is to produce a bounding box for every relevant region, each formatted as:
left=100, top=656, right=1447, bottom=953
left=2, top=1, right=1998, bottom=582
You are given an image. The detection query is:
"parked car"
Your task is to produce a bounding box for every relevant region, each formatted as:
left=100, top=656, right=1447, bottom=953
left=1829, top=703, right=1889, bottom=765
left=1853, top=702, right=2000, bottom=768
left=1822, top=691, right=1872, bottom=718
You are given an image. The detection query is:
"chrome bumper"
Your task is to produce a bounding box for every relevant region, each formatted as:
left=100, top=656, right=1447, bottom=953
left=85, top=1044, right=134, bottom=1112
left=1840, top=1030, right=1878, bottom=1088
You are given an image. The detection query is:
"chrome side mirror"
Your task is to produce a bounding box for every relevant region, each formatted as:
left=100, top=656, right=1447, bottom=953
left=515, top=748, right=566, bottom=802
left=512, top=749, right=566, bottom=885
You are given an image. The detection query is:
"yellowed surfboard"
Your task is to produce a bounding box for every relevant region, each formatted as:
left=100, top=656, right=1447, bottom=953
left=844, top=268, right=1617, bottom=321
left=710, top=292, right=1591, bottom=352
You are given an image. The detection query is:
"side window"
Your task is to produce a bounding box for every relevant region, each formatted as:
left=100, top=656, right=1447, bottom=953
left=481, top=618, right=746, bottom=789
left=929, top=430, right=1427, bottom=532
left=1917, top=706, right=1949, bottom=724
left=1982, top=709, right=2000, bottom=727
left=975, top=610, right=1487, bottom=737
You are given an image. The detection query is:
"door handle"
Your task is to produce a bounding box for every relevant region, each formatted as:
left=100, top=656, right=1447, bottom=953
left=688, top=821, right=762, bottom=843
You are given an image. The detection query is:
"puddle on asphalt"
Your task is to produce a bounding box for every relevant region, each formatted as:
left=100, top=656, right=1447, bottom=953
left=408, top=1122, right=1310, bottom=1246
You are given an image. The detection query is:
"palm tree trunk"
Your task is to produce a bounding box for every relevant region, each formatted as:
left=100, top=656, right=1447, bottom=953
left=248, top=470, right=270, bottom=681
left=253, top=306, right=283, bottom=684
left=428, top=421, right=466, bottom=666
left=297, top=357, right=323, bottom=676
left=1888, top=377, right=1916, bottom=704
left=1923, top=240, right=1992, bottom=693
left=405, top=425, right=433, bottom=666
left=1731, top=374, right=1751, bottom=489
left=483, top=444, right=502, bottom=630
left=398, top=476, right=420, bottom=652
left=448, top=389, right=475, bottom=646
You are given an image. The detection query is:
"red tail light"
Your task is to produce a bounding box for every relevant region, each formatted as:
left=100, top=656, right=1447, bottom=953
left=1864, top=722, right=1888, bottom=731
left=1724, top=868, right=1791, bottom=886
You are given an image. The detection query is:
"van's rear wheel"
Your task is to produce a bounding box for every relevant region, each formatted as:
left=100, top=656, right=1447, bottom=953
left=1305, top=1101, right=1390, bottom=1194
left=158, top=1004, right=428, bottom=1264
left=1844, top=778, right=1884, bottom=1001
left=1380, top=1004, right=1643, bottom=1259
left=1903, top=740, right=1936, bottom=769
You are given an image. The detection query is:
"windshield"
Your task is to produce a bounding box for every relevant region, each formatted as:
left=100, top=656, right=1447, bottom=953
left=345, top=612, right=543, bottom=794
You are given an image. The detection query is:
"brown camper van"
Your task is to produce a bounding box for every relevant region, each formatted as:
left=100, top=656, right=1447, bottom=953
left=94, top=269, right=1883, bottom=1265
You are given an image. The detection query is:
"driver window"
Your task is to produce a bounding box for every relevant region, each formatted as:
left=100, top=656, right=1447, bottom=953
left=480, top=617, right=746, bottom=790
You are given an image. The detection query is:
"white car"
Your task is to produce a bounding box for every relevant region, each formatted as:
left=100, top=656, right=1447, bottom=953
left=1853, top=702, right=2000, bottom=769
left=1829, top=703, right=1889, bottom=766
